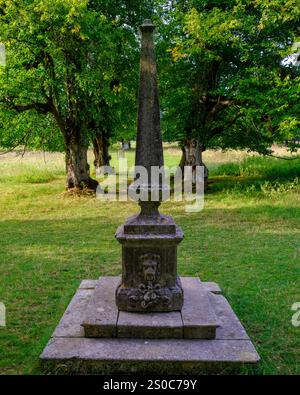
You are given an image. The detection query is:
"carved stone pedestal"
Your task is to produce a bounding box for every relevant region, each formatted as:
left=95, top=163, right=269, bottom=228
left=115, top=210, right=184, bottom=312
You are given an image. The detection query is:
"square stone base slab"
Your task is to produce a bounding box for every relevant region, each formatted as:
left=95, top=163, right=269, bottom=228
left=40, top=278, right=260, bottom=374
left=82, top=277, right=219, bottom=339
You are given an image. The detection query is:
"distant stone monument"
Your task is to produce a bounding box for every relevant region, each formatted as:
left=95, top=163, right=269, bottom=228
left=40, top=21, right=259, bottom=374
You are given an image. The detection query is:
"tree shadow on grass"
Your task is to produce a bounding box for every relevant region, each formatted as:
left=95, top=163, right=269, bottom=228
left=0, top=203, right=299, bottom=373
left=207, top=169, right=299, bottom=195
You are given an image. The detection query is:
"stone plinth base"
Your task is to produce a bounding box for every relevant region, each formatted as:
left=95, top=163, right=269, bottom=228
left=115, top=215, right=184, bottom=313
left=82, top=277, right=219, bottom=339
left=40, top=277, right=260, bottom=374
left=116, top=276, right=184, bottom=313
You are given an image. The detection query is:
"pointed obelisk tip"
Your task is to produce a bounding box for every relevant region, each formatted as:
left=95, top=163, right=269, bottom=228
left=140, top=19, right=155, bottom=33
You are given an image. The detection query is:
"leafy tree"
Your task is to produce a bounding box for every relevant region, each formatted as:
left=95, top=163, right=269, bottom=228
left=0, top=109, right=63, bottom=153
left=0, top=0, right=153, bottom=189
left=1, top=0, right=299, bottom=193
left=87, top=0, right=157, bottom=170
left=158, top=0, right=300, bottom=179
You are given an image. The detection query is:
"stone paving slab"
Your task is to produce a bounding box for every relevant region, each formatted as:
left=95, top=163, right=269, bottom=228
left=53, top=289, right=95, bottom=338
left=81, top=277, right=119, bottom=338
left=203, top=282, right=222, bottom=294
left=118, top=311, right=183, bottom=339
left=181, top=277, right=219, bottom=339
left=209, top=293, right=250, bottom=340
left=79, top=280, right=97, bottom=290
left=40, top=337, right=259, bottom=374
left=41, top=336, right=259, bottom=362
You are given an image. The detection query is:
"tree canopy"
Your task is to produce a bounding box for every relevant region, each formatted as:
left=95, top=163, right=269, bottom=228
left=0, top=0, right=153, bottom=187
left=158, top=0, right=300, bottom=155
left=0, top=0, right=299, bottom=189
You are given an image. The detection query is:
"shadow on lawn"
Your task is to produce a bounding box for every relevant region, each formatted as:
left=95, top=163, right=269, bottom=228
left=0, top=204, right=299, bottom=374
left=208, top=156, right=300, bottom=196
left=208, top=175, right=299, bottom=195
left=1, top=202, right=298, bottom=298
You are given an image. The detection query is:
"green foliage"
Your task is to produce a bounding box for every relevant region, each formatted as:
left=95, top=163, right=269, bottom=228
left=0, top=0, right=153, bottom=152
left=0, top=110, right=64, bottom=152
left=1, top=0, right=300, bottom=160
left=158, top=0, right=300, bottom=155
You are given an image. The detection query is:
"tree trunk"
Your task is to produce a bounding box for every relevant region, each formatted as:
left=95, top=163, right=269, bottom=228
left=179, top=139, right=209, bottom=190
left=65, top=133, right=98, bottom=191
left=92, top=134, right=111, bottom=174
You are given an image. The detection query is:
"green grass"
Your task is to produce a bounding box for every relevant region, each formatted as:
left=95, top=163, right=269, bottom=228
left=211, top=155, right=300, bottom=181
left=0, top=147, right=299, bottom=374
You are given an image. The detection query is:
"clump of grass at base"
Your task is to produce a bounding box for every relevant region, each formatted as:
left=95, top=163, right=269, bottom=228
left=210, top=156, right=300, bottom=197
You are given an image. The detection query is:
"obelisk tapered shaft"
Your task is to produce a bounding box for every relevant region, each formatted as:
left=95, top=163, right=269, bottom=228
left=115, top=20, right=184, bottom=313
left=136, top=20, right=164, bottom=185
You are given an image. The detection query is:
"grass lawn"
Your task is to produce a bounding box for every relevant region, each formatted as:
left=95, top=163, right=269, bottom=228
left=0, top=146, right=299, bottom=375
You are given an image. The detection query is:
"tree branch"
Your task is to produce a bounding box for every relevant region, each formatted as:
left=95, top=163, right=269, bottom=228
left=202, top=96, right=246, bottom=107
left=208, top=112, right=243, bottom=140
left=1, top=96, right=66, bottom=137
left=0, top=132, right=30, bottom=155
left=265, top=153, right=300, bottom=161
left=0, top=99, right=51, bottom=114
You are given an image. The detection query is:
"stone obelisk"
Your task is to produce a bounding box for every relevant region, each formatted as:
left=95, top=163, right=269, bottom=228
left=115, top=20, right=184, bottom=312
left=135, top=20, right=163, bottom=199
left=40, top=20, right=260, bottom=374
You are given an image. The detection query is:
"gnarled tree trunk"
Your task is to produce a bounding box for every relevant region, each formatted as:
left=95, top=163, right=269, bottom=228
left=179, top=139, right=209, bottom=190
left=92, top=134, right=111, bottom=175
left=65, top=132, right=98, bottom=191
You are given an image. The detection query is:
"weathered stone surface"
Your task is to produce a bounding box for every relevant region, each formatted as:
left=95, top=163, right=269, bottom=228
left=40, top=337, right=259, bottom=374
left=79, top=280, right=97, bottom=290
left=181, top=277, right=219, bottom=339
left=115, top=213, right=184, bottom=312
left=118, top=311, right=182, bottom=339
left=135, top=20, right=163, bottom=180
left=53, top=277, right=250, bottom=341
left=41, top=336, right=259, bottom=362
left=116, top=276, right=183, bottom=313
left=203, top=282, right=222, bottom=294
left=53, top=289, right=94, bottom=338
left=209, top=293, right=250, bottom=340
left=81, top=277, right=119, bottom=338
left=40, top=277, right=260, bottom=374
left=115, top=20, right=184, bottom=313
left=116, top=222, right=184, bottom=244
left=123, top=213, right=177, bottom=235
left=115, top=234, right=184, bottom=312
left=116, top=241, right=183, bottom=289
